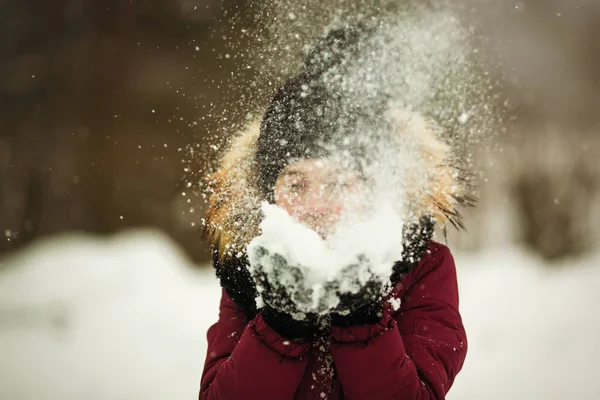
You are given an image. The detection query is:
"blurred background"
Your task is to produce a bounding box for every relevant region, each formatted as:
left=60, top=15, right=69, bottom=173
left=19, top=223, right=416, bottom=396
left=1, top=0, right=599, bottom=263
left=1, top=1, right=600, bottom=399
left=0, top=0, right=257, bottom=262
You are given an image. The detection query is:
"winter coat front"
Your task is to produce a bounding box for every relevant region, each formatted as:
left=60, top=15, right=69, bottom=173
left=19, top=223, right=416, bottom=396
left=200, top=241, right=467, bottom=400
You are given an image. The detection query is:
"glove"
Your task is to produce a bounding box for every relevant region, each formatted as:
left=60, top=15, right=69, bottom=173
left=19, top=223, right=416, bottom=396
left=331, top=215, right=436, bottom=327
left=390, top=215, right=435, bottom=284
left=249, top=245, right=319, bottom=340
left=329, top=259, right=386, bottom=327
left=214, top=250, right=259, bottom=318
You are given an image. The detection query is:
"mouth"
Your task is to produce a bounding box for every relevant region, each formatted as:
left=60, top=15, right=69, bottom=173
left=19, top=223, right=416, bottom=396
left=298, top=214, right=332, bottom=239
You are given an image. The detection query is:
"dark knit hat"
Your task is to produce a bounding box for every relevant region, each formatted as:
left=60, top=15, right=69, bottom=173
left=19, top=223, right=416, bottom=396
left=255, top=26, right=385, bottom=200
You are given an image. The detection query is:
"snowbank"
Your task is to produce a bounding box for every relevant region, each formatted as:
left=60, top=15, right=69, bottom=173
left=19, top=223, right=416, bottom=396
left=0, top=231, right=220, bottom=400
left=0, top=231, right=598, bottom=399
left=450, top=248, right=600, bottom=400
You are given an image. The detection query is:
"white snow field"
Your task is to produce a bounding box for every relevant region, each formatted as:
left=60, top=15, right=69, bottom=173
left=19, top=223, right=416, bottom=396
left=0, top=230, right=599, bottom=400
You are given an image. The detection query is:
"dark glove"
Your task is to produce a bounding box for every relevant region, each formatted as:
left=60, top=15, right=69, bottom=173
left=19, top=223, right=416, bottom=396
left=261, top=304, right=315, bottom=340
left=390, top=215, right=435, bottom=284
left=249, top=245, right=318, bottom=340
left=214, top=250, right=259, bottom=318
left=329, top=258, right=386, bottom=327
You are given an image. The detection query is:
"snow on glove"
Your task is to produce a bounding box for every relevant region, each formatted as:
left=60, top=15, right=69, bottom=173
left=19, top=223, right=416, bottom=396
left=249, top=245, right=319, bottom=339
left=330, top=215, right=435, bottom=327
left=390, top=215, right=435, bottom=284
left=328, top=256, right=387, bottom=327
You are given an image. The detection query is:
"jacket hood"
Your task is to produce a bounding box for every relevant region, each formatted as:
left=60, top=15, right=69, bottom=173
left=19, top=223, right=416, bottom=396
left=203, top=108, right=474, bottom=262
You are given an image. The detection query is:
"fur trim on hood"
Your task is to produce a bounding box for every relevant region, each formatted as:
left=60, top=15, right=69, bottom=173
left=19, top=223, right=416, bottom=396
left=203, top=109, right=474, bottom=262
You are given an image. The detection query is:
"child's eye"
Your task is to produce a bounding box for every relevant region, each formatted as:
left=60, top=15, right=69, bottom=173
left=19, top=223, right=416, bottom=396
left=290, top=182, right=307, bottom=190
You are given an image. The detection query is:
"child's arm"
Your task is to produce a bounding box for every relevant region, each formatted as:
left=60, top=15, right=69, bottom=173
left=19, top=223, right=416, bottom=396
left=330, top=244, right=467, bottom=400
left=200, top=289, right=310, bottom=400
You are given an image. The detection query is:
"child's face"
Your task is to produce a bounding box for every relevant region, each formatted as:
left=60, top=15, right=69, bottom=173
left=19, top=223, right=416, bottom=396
left=274, top=158, right=368, bottom=237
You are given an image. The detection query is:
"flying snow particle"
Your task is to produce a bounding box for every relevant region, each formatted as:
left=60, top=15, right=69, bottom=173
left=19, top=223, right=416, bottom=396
left=388, top=297, right=402, bottom=311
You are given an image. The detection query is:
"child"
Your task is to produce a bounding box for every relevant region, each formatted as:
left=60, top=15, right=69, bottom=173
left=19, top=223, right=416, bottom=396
left=200, top=27, right=469, bottom=400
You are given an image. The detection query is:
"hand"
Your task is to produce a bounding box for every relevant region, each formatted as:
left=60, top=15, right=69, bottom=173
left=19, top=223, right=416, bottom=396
left=248, top=245, right=318, bottom=339
left=391, top=215, right=435, bottom=284
left=328, top=257, right=387, bottom=327
left=249, top=245, right=308, bottom=314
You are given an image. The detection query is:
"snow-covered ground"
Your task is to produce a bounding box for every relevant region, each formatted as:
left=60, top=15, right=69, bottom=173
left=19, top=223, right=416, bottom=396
left=0, top=230, right=598, bottom=399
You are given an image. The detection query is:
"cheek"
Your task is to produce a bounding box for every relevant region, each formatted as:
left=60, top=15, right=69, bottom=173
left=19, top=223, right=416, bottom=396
left=324, top=199, right=345, bottom=214
left=340, top=189, right=368, bottom=213
left=280, top=201, right=302, bottom=218
left=275, top=190, right=303, bottom=216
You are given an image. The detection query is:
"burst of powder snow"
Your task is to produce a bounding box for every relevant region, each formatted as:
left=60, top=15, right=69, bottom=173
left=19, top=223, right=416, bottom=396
left=196, top=4, right=508, bottom=231
left=196, top=3, right=509, bottom=317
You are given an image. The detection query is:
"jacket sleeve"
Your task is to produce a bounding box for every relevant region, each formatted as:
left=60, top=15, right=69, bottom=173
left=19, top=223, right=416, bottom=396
left=330, top=244, right=467, bottom=400
left=200, top=289, right=310, bottom=400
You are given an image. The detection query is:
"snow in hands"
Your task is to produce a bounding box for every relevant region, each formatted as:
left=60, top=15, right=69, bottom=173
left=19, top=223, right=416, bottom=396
left=247, top=202, right=404, bottom=319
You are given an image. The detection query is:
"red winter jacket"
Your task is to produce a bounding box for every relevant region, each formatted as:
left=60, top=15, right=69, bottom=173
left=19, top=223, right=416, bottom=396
left=200, top=242, right=467, bottom=399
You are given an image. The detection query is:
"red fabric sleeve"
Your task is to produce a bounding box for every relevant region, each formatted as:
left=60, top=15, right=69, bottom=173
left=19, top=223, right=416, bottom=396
left=200, top=289, right=310, bottom=400
left=330, top=243, right=467, bottom=400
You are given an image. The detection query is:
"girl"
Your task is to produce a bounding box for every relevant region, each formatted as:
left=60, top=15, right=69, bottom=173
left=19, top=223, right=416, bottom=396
left=200, top=27, right=469, bottom=400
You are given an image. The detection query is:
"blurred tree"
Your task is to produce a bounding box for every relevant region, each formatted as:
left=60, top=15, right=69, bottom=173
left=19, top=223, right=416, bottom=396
left=0, top=0, right=255, bottom=262
left=1, top=0, right=599, bottom=264
left=495, top=1, right=600, bottom=260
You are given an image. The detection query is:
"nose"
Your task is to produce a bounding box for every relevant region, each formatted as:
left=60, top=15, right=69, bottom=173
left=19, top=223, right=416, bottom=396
left=304, top=185, right=338, bottom=214
left=297, top=185, right=343, bottom=231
